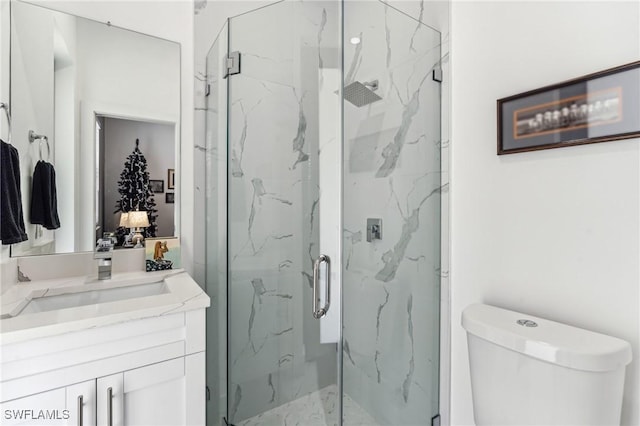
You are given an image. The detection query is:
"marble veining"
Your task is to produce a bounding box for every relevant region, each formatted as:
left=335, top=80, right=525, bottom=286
left=401, top=294, right=415, bottom=403
left=278, top=260, right=293, bottom=271
left=375, top=71, right=429, bottom=178
left=231, top=101, right=248, bottom=177
left=234, top=178, right=294, bottom=260
left=375, top=287, right=390, bottom=341
left=279, top=353, right=293, bottom=366
left=317, top=8, right=327, bottom=86
left=384, top=6, right=392, bottom=68
left=291, top=89, right=310, bottom=170
left=408, top=0, right=425, bottom=53
left=344, top=229, right=363, bottom=271
left=375, top=182, right=442, bottom=282
left=268, top=373, right=276, bottom=403
left=343, top=339, right=356, bottom=366
left=231, top=385, right=243, bottom=421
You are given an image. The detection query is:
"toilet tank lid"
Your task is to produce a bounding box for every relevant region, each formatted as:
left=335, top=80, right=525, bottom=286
left=461, top=304, right=632, bottom=372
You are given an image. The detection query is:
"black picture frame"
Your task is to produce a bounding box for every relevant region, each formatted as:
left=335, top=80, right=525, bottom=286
left=166, top=192, right=175, bottom=204
left=149, top=180, right=164, bottom=193
left=168, top=169, right=175, bottom=189
left=498, top=61, right=640, bottom=155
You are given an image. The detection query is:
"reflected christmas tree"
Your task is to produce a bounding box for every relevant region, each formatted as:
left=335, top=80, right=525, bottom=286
left=114, top=139, right=158, bottom=241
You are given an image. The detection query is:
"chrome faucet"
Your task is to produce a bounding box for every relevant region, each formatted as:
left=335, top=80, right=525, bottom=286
left=95, top=233, right=116, bottom=280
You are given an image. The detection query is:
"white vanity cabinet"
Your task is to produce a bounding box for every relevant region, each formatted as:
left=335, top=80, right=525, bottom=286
left=0, top=309, right=206, bottom=426
left=66, top=380, right=95, bottom=426
left=96, top=355, right=204, bottom=426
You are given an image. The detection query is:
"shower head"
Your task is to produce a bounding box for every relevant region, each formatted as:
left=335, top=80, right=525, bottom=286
left=343, top=80, right=382, bottom=107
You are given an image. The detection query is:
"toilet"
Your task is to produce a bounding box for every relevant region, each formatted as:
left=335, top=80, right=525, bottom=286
left=462, top=304, right=632, bottom=425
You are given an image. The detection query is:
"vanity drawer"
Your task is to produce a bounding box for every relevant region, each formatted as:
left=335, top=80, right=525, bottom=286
left=1, top=309, right=205, bottom=402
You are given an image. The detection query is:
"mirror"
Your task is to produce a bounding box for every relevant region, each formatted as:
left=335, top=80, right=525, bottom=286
left=7, top=1, right=180, bottom=256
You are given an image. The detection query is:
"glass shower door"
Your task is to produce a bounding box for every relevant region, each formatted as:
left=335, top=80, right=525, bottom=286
left=225, top=2, right=342, bottom=425
left=206, top=1, right=442, bottom=425
left=341, top=2, right=442, bottom=425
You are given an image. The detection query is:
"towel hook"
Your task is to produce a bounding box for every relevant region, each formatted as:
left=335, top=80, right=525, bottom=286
left=0, top=102, right=11, bottom=143
left=28, top=130, right=51, bottom=162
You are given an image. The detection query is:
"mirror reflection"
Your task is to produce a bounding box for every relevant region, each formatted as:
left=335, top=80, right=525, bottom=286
left=96, top=117, right=176, bottom=247
left=6, top=1, right=180, bottom=256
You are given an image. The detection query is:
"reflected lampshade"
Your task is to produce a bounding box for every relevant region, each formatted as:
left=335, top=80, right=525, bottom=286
left=119, top=212, right=130, bottom=228
left=128, top=211, right=150, bottom=228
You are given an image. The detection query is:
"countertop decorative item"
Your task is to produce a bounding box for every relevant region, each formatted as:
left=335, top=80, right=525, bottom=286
left=498, top=60, right=640, bottom=154
left=145, top=237, right=180, bottom=272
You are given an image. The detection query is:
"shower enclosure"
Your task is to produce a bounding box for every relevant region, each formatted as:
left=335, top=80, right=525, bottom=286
left=205, top=1, right=441, bottom=425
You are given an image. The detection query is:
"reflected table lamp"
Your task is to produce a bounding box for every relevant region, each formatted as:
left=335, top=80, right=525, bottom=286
left=119, top=212, right=133, bottom=247
left=128, top=211, right=150, bottom=248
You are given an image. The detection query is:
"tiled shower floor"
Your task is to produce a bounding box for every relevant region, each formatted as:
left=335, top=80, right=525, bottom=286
left=237, top=385, right=379, bottom=426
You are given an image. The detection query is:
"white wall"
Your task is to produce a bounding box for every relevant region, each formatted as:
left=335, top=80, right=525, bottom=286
left=450, top=2, right=640, bottom=425
left=53, top=12, right=77, bottom=254
left=1, top=0, right=195, bottom=272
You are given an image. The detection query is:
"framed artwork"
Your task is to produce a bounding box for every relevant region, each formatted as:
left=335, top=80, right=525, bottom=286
left=168, top=169, right=175, bottom=189
left=149, top=180, right=164, bottom=193
left=166, top=192, right=175, bottom=204
left=498, top=61, right=640, bottom=155
left=145, top=237, right=181, bottom=272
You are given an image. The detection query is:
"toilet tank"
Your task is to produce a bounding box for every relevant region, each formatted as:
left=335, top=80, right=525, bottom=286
left=462, top=304, right=632, bottom=426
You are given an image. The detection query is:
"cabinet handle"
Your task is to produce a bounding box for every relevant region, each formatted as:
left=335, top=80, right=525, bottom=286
left=77, top=395, right=83, bottom=426
left=107, top=387, right=113, bottom=426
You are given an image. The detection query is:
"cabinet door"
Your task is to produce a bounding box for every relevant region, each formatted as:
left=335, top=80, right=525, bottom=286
left=96, top=374, right=123, bottom=426
left=122, top=357, right=186, bottom=426
left=0, top=387, right=66, bottom=425
left=65, top=380, right=96, bottom=426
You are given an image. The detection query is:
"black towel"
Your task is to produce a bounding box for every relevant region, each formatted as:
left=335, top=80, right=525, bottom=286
left=0, top=139, right=28, bottom=244
left=30, top=160, right=60, bottom=230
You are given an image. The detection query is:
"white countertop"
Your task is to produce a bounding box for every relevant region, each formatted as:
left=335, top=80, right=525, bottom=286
left=0, top=270, right=210, bottom=345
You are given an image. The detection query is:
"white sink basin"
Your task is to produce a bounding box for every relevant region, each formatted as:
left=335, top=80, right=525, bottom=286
left=0, top=269, right=210, bottom=345
left=17, top=281, right=169, bottom=316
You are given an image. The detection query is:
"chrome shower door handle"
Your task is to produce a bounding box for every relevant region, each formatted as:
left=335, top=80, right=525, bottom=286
left=312, top=254, right=331, bottom=319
